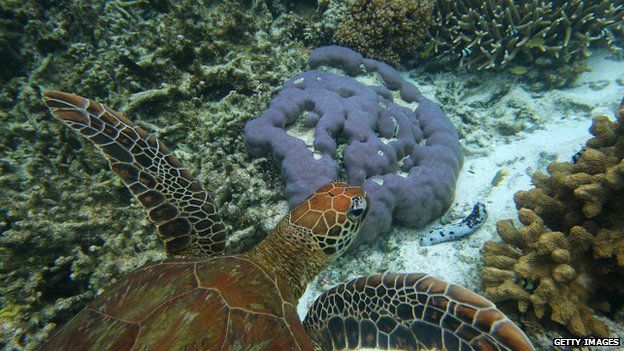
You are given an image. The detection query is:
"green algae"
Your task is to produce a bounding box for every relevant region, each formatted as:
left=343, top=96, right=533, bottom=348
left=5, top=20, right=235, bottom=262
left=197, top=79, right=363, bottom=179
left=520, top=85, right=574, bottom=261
left=0, top=1, right=313, bottom=349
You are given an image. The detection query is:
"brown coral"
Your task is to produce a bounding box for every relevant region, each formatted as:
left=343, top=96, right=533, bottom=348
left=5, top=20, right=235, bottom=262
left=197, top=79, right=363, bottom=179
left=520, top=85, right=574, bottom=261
left=481, top=99, right=624, bottom=337
left=333, top=0, right=434, bottom=66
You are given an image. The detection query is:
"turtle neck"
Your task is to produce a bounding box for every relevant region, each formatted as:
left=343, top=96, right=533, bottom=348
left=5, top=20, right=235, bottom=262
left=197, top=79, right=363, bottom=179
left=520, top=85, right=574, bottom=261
left=246, top=217, right=331, bottom=303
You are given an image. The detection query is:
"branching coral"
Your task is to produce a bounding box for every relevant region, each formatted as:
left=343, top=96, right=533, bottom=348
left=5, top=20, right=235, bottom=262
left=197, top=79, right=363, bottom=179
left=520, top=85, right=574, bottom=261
left=332, top=0, right=434, bottom=65
left=429, top=0, right=624, bottom=70
left=481, top=100, right=624, bottom=337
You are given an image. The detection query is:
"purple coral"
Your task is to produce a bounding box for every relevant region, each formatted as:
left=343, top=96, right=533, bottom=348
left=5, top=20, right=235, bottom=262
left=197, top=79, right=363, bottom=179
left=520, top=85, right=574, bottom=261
left=244, top=46, right=462, bottom=245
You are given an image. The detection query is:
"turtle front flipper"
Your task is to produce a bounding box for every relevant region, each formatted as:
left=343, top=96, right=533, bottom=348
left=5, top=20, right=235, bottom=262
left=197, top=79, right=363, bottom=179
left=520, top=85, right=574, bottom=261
left=303, top=273, right=534, bottom=351
left=43, top=91, right=226, bottom=257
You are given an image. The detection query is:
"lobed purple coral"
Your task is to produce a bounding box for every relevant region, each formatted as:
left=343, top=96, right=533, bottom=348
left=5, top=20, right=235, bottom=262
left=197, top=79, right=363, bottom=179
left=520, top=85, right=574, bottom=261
left=244, top=46, right=462, bottom=245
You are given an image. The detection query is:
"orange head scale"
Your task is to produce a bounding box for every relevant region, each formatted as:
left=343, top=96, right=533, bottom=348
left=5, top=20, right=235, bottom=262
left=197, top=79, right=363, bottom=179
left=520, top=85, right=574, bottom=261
left=288, top=182, right=370, bottom=258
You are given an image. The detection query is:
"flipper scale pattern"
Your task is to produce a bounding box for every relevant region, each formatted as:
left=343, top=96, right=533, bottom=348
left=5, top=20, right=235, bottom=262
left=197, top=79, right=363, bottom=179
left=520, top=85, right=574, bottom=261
left=43, top=91, right=226, bottom=257
left=304, top=273, right=534, bottom=351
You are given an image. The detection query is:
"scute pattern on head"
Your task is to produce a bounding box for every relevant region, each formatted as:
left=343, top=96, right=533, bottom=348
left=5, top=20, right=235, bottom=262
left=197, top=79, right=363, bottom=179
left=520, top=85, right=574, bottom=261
left=289, top=182, right=369, bottom=257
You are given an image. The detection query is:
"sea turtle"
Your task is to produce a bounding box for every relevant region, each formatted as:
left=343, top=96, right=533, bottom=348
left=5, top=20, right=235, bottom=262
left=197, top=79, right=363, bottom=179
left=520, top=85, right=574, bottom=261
left=38, top=91, right=535, bottom=351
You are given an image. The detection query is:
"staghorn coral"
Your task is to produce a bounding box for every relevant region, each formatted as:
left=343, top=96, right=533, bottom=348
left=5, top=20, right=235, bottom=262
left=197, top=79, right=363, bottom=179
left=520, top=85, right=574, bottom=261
left=331, top=0, right=434, bottom=66
left=481, top=100, right=624, bottom=337
left=429, top=0, right=624, bottom=70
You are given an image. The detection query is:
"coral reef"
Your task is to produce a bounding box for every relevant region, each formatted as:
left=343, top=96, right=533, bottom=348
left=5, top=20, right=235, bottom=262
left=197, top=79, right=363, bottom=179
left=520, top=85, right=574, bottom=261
left=244, top=46, right=462, bottom=246
left=481, top=100, right=624, bottom=337
left=332, top=0, right=434, bottom=66
left=0, top=1, right=313, bottom=349
left=429, top=0, right=624, bottom=70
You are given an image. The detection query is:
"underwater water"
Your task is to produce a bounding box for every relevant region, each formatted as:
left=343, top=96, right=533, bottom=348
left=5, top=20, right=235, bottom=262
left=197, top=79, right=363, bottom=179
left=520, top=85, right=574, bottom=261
left=1, top=1, right=623, bottom=350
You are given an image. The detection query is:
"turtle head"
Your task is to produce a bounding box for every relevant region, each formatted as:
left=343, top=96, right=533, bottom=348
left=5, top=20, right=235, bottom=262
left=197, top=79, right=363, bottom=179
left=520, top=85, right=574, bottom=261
left=288, top=182, right=370, bottom=259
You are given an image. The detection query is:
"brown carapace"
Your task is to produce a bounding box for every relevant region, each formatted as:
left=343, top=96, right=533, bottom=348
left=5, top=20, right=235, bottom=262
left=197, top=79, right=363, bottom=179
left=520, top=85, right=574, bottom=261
left=39, top=91, right=535, bottom=351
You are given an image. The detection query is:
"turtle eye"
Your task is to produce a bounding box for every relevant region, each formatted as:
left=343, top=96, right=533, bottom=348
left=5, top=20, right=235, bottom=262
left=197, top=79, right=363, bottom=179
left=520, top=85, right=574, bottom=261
left=347, top=208, right=364, bottom=221
left=347, top=195, right=368, bottom=221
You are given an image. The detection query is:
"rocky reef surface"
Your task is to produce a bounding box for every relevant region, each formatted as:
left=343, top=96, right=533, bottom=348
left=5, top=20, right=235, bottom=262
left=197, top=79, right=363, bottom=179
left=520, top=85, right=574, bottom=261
left=0, top=1, right=312, bottom=348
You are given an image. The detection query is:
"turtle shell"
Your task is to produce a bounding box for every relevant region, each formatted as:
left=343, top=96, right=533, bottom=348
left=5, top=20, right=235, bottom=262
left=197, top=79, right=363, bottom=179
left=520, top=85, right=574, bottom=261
left=38, top=256, right=314, bottom=351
